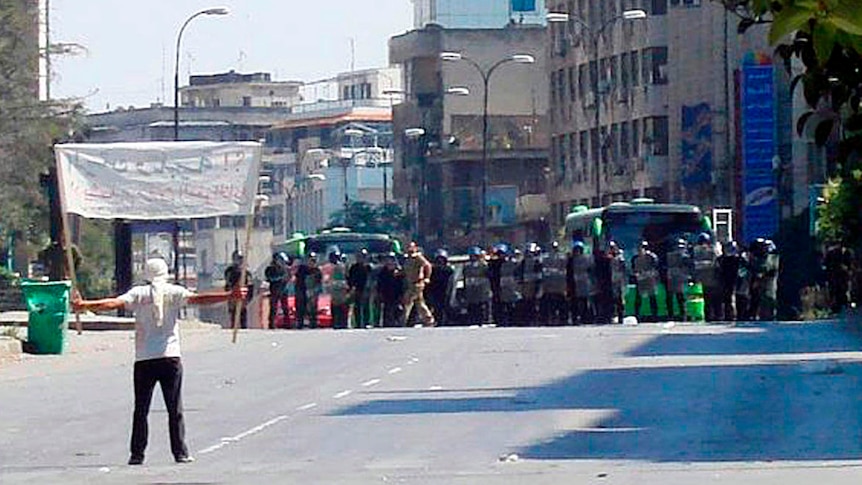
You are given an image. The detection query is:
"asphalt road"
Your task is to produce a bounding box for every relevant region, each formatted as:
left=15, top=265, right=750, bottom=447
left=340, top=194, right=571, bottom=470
left=3, top=321, right=862, bottom=484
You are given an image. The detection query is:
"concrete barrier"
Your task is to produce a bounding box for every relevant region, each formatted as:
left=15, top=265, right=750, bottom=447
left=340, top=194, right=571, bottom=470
left=0, top=336, right=22, bottom=359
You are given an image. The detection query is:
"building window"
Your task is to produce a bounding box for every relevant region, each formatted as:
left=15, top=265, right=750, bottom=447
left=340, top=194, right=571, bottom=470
left=578, top=63, right=588, bottom=99
left=610, top=123, right=620, bottom=163
left=557, top=69, right=567, bottom=104
left=650, top=0, right=668, bottom=15
left=630, top=50, right=640, bottom=87
left=569, top=131, right=578, bottom=172
left=568, top=66, right=577, bottom=102
left=589, top=61, right=598, bottom=98
left=642, top=47, right=669, bottom=85
left=620, top=52, right=630, bottom=91
left=590, top=127, right=599, bottom=165
left=343, top=86, right=350, bottom=100
left=621, top=121, right=630, bottom=159
left=242, top=96, right=252, bottom=107
left=645, top=116, right=669, bottom=156
left=632, top=118, right=640, bottom=157
left=579, top=130, right=589, bottom=164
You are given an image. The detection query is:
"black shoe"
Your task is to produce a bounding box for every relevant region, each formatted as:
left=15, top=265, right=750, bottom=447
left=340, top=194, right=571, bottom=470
left=175, top=455, right=195, bottom=464
left=128, top=455, right=144, bottom=466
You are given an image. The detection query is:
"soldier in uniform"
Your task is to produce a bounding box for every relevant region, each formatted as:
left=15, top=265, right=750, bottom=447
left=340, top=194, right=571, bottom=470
left=463, top=246, right=492, bottom=325
left=666, top=239, right=693, bottom=321
left=426, top=249, right=454, bottom=326
left=541, top=242, right=569, bottom=325
left=567, top=241, right=593, bottom=325
left=608, top=241, right=627, bottom=324
left=693, top=233, right=720, bottom=321
left=488, top=244, right=506, bottom=326
left=347, top=249, right=372, bottom=328
left=402, top=242, right=435, bottom=327
left=299, top=253, right=323, bottom=329
left=632, top=241, right=659, bottom=321
left=735, top=245, right=753, bottom=321
left=749, top=238, right=774, bottom=320
left=751, top=240, right=780, bottom=320
left=328, top=251, right=350, bottom=329
left=265, top=252, right=291, bottom=330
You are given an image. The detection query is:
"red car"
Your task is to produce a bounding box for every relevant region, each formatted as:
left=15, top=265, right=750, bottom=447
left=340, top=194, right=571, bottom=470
left=272, top=293, right=333, bottom=329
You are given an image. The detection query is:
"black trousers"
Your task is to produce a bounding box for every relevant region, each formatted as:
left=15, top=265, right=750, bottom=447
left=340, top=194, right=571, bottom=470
left=269, top=292, right=290, bottom=329
left=352, top=291, right=369, bottom=327
left=131, top=357, right=188, bottom=460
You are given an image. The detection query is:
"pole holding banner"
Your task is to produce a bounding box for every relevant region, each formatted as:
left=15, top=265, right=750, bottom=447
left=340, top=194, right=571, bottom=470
left=53, top=153, right=83, bottom=335
left=232, top=194, right=267, bottom=344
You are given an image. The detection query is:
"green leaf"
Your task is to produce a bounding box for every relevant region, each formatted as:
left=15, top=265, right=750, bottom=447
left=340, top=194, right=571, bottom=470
left=813, top=21, right=837, bottom=64
left=769, top=5, right=815, bottom=44
left=827, top=0, right=862, bottom=36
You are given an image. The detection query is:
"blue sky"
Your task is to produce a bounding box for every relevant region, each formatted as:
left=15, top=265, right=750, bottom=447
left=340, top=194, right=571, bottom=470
left=50, top=0, right=413, bottom=112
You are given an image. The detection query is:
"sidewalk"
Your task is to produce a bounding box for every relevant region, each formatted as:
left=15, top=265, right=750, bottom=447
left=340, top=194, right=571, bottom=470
left=0, top=311, right=135, bottom=331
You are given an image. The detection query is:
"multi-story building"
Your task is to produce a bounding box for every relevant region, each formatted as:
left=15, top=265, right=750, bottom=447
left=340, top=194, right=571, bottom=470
left=181, top=71, right=303, bottom=108
left=413, top=0, right=548, bottom=28
left=545, top=0, right=797, bottom=243
left=390, top=23, right=550, bottom=248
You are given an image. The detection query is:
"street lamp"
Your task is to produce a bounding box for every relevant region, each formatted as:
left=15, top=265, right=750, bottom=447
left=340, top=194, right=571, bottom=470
left=440, top=51, right=536, bottom=246
left=547, top=9, right=646, bottom=205
left=173, top=6, right=230, bottom=142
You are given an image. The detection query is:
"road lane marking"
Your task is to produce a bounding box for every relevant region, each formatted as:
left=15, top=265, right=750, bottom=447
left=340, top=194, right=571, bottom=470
left=362, top=379, right=381, bottom=387
left=297, top=402, right=318, bottom=411
left=429, top=386, right=443, bottom=391
left=333, top=390, right=353, bottom=399
left=388, top=367, right=403, bottom=375
left=199, top=415, right=289, bottom=455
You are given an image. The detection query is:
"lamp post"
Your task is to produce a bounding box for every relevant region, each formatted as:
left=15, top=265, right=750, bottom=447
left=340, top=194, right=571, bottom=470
left=547, top=9, right=646, bottom=205
left=440, top=52, right=535, bottom=246
left=173, top=6, right=230, bottom=142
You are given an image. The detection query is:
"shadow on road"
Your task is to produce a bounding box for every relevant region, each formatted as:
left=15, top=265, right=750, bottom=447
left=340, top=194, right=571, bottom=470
left=626, top=322, right=862, bottom=357
left=333, top=323, right=862, bottom=463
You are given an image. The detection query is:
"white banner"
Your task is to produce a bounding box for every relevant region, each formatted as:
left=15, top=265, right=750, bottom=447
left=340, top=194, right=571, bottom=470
left=54, top=141, right=262, bottom=220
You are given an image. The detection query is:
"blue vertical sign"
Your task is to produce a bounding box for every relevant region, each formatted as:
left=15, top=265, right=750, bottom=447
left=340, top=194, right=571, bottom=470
left=742, top=63, right=778, bottom=243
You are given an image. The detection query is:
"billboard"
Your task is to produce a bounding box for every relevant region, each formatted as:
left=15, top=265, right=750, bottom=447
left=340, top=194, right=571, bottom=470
left=741, top=63, right=778, bottom=243
left=681, top=103, right=713, bottom=188
left=511, top=0, right=537, bottom=12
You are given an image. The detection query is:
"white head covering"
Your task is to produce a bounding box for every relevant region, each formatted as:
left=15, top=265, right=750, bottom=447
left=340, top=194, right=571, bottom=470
left=145, top=258, right=171, bottom=327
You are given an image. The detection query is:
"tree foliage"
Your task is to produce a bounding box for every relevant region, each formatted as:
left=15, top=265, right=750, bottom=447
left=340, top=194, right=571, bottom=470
left=0, top=1, right=82, bottom=253
left=328, top=201, right=411, bottom=236
left=716, top=0, right=862, bottom=248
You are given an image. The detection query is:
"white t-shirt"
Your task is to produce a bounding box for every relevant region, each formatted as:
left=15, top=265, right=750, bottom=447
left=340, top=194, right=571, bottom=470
left=118, top=284, right=194, bottom=362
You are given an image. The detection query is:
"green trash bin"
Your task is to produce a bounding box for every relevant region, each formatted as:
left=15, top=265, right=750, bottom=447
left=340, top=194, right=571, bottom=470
left=684, top=282, right=706, bottom=323
left=21, top=281, right=72, bottom=355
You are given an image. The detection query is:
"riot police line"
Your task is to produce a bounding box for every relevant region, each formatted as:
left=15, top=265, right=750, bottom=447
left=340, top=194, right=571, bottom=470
left=249, top=236, right=781, bottom=329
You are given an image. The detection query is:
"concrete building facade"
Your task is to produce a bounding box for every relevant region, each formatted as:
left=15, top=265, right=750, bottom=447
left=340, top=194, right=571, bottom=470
left=545, top=0, right=797, bottom=243
left=181, top=71, right=303, bottom=108
left=389, top=24, right=550, bottom=249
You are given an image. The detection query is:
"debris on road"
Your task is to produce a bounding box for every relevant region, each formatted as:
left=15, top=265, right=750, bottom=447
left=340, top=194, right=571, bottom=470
left=498, top=453, right=520, bottom=463
left=623, top=316, right=638, bottom=326
left=387, top=336, right=408, bottom=342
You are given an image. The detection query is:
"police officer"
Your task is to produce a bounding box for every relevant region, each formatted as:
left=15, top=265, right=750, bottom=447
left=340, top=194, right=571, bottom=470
left=225, top=250, right=253, bottom=329
left=517, top=243, right=543, bottom=326
left=759, top=240, right=780, bottom=320
left=632, top=241, right=659, bottom=321
left=608, top=241, right=627, bottom=324
left=824, top=242, right=854, bottom=314
left=463, top=246, right=492, bottom=325
left=567, top=241, right=593, bottom=325
left=426, top=249, right=454, bottom=326
left=488, top=244, right=506, bottom=326
left=497, top=248, right=522, bottom=327
left=347, top=249, right=372, bottom=328
left=736, top=245, right=753, bottom=321
left=377, top=252, right=404, bottom=327
left=717, top=241, right=742, bottom=321
left=693, top=233, right=721, bottom=321
left=265, top=252, right=291, bottom=329
left=666, top=239, right=693, bottom=321
left=328, top=251, right=350, bottom=329
left=749, top=238, right=776, bottom=320
left=542, top=242, right=569, bottom=326
left=402, top=242, right=435, bottom=327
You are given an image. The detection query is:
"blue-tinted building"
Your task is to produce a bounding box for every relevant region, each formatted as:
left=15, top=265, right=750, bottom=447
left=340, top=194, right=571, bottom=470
left=413, top=0, right=546, bottom=28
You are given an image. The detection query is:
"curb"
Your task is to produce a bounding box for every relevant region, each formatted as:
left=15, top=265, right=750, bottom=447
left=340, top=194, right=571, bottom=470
left=0, top=336, right=22, bottom=359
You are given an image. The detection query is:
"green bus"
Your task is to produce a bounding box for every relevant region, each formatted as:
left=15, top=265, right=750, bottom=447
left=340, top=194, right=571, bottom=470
left=273, top=228, right=402, bottom=261
left=565, top=199, right=713, bottom=318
